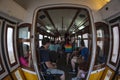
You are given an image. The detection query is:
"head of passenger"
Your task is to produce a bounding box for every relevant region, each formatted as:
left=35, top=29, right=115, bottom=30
left=24, top=44, right=29, bottom=58
left=80, top=39, right=85, bottom=47
left=42, top=37, right=50, bottom=49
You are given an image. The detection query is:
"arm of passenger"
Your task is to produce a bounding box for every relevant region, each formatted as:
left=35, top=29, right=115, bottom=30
left=45, top=61, right=56, bottom=68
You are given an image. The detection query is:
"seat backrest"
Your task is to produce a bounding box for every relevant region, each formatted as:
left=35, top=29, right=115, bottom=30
left=41, top=62, right=48, bottom=72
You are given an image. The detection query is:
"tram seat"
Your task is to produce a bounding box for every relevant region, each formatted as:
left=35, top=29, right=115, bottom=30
left=49, top=51, right=59, bottom=63
left=40, top=62, right=61, bottom=80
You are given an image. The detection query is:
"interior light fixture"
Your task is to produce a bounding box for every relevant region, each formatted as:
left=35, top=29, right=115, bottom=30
left=72, top=31, right=75, bottom=34
left=47, top=30, right=50, bottom=33
left=78, top=25, right=85, bottom=30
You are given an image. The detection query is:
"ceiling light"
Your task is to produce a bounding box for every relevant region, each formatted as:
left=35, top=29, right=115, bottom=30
left=47, top=30, right=50, bottom=33
left=72, top=31, right=75, bottom=34
left=78, top=25, right=85, bottom=30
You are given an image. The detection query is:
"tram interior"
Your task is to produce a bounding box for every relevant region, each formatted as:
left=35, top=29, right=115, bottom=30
left=0, top=0, right=120, bottom=80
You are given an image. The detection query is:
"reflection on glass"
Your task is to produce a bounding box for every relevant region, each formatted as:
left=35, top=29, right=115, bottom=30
left=19, top=27, right=30, bottom=39
left=97, top=29, right=103, bottom=37
left=111, top=27, right=119, bottom=63
left=7, top=27, right=15, bottom=64
left=104, top=70, right=112, bottom=80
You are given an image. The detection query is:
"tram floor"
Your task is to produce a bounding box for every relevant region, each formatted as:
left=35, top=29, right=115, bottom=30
left=56, top=53, right=77, bottom=80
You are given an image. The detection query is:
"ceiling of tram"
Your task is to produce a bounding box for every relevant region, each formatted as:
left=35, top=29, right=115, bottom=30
left=36, top=8, right=89, bottom=36
left=13, top=0, right=111, bottom=36
left=13, top=0, right=111, bottom=10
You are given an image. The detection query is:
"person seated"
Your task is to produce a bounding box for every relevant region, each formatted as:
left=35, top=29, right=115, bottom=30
left=71, top=40, right=89, bottom=80
left=19, top=44, right=32, bottom=67
left=70, top=40, right=89, bottom=74
left=39, top=38, right=65, bottom=80
left=72, top=61, right=89, bottom=80
left=69, top=47, right=80, bottom=73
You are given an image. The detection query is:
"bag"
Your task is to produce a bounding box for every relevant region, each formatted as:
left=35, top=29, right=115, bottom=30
left=77, top=56, right=84, bottom=64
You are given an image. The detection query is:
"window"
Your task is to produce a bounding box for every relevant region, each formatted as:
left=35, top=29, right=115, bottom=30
left=93, top=22, right=110, bottom=70
left=7, top=27, right=16, bottom=64
left=17, top=23, right=33, bottom=68
left=83, top=33, right=88, bottom=47
left=109, top=24, right=120, bottom=66
left=3, top=22, right=19, bottom=71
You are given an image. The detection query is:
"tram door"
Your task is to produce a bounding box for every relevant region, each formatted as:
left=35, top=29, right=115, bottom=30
left=0, top=17, right=26, bottom=80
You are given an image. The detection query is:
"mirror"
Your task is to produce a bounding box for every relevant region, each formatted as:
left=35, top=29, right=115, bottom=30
left=34, top=6, right=93, bottom=80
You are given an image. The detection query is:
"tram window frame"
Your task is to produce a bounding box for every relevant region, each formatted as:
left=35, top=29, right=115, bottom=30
left=6, top=26, right=17, bottom=66
left=0, top=20, right=5, bottom=74
left=93, top=22, right=110, bottom=70
left=0, top=55, right=6, bottom=75
left=0, top=19, right=8, bottom=79
left=109, top=24, right=120, bottom=66
left=17, top=23, right=34, bottom=70
left=4, top=22, right=19, bottom=71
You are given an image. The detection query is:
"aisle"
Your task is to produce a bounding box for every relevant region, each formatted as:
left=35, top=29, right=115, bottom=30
left=56, top=53, right=76, bottom=80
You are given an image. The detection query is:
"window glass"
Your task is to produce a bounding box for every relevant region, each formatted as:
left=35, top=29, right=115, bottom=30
left=18, top=27, right=30, bottom=39
left=97, top=29, right=103, bottom=37
left=7, top=27, right=15, bottom=64
left=111, top=27, right=119, bottom=63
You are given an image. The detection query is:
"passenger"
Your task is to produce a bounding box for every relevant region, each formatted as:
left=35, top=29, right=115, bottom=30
left=96, top=45, right=105, bottom=64
left=79, top=40, right=89, bottom=62
left=71, top=37, right=77, bottom=51
left=49, top=40, right=55, bottom=51
left=54, top=40, right=61, bottom=52
left=19, top=44, right=32, bottom=67
left=39, top=38, right=65, bottom=80
left=72, top=40, right=89, bottom=80
left=69, top=47, right=80, bottom=73
left=64, top=39, right=73, bottom=65
left=49, top=40, right=58, bottom=63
